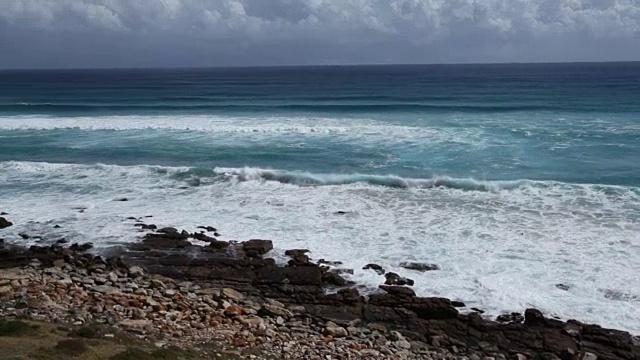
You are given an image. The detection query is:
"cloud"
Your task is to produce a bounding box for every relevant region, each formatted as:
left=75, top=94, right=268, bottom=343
left=0, top=0, right=638, bottom=68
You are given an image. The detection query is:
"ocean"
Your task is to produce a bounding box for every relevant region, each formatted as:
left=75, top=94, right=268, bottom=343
left=1, top=63, right=639, bottom=333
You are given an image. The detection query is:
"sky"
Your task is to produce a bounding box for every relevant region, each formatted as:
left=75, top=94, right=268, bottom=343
left=0, top=0, right=639, bottom=69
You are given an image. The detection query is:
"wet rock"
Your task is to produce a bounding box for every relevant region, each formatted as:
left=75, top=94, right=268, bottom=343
left=318, top=259, right=343, bottom=266
left=322, top=271, right=348, bottom=286
left=524, top=308, right=545, bottom=326
left=19, top=233, right=30, bottom=239
left=115, top=198, right=128, bottom=202
left=0, top=217, right=13, bottom=229
left=157, top=227, right=178, bottom=234
left=556, top=284, right=570, bottom=291
left=496, top=312, right=524, bottom=324
left=384, top=272, right=414, bottom=286
left=134, top=223, right=157, bottom=230
left=242, top=239, right=273, bottom=257
left=69, top=243, right=94, bottom=252
left=203, top=240, right=230, bottom=250
left=287, top=253, right=312, bottom=267
left=192, top=232, right=217, bottom=242
left=197, top=226, right=217, bottom=232
left=399, top=261, right=440, bottom=272
left=363, top=263, right=385, bottom=275
left=285, top=249, right=310, bottom=257
left=56, top=238, right=69, bottom=244
left=139, top=234, right=191, bottom=249
left=378, top=285, right=416, bottom=297
left=159, top=254, right=191, bottom=266
left=451, top=300, right=466, bottom=307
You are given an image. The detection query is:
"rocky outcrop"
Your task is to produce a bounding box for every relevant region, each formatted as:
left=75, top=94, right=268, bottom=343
left=400, top=261, right=440, bottom=272
left=0, top=217, right=13, bottom=229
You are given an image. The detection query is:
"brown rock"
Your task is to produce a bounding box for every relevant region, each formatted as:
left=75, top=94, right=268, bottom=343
left=224, top=305, right=245, bottom=317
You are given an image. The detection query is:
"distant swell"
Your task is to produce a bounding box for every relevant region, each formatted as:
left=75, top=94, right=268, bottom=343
left=212, top=167, right=526, bottom=191
left=1, top=102, right=559, bottom=114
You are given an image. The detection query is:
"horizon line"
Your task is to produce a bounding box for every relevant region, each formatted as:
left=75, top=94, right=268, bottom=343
left=1, top=60, right=639, bottom=72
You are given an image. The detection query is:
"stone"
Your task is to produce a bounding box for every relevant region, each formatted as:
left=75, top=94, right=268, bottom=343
left=524, top=308, right=545, bottom=326
left=119, top=319, right=151, bottom=331
left=222, top=288, right=245, bottom=301
left=242, top=239, right=273, bottom=257
left=150, top=279, right=167, bottom=289
left=128, top=266, right=144, bottom=278
left=91, top=285, right=120, bottom=294
left=580, top=353, right=597, bottom=360
left=556, top=284, right=570, bottom=291
left=285, top=249, right=310, bottom=257
left=260, top=304, right=294, bottom=318
left=0, top=285, right=13, bottom=296
left=384, top=272, right=414, bottom=286
left=363, top=263, right=385, bottom=275
left=399, top=262, right=439, bottom=272
left=324, top=321, right=348, bottom=338
left=107, top=272, right=118, bottom=283
left=378, top=285, right=416, bottom=297
left=224, top=305, right=245, bottom=317
left=0, top=217, right=13, bottom=229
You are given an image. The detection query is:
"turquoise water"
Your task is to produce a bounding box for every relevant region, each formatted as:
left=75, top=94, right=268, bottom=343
left=1, top=63, right=640, bottom=332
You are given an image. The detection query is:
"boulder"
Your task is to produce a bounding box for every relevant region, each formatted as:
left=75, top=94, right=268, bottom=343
left=324, top=321, right=348, bottom=338
left=192, top=232, right=217, bottom=242
left=378, top=285, right=416, bottom=297
left=197, top=226, right=217, bottom=232
left=384, top=272, right=414, bottom=286
left=285, top=249, right=310, bottom=257
left=242, top=239, right=273, bottom=257
left=363, top=263, right=385, bottom=275
left=0, top=217, right=13, bottom=229
left=524, top=308, right=546, bottom=326
left=323, top=271, right=348, bottom=286
left=399, top=262, right=440, bottom=272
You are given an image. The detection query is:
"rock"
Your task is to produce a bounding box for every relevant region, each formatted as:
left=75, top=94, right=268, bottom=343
left=0, top=285, right=13, bottom=296
left=556, top=284, right=570, bottom=291
left=399, top=262, right=440, bottom=272
left=224, top=305, right=244, bottom=317
left=197, top=226, right=217, bottom=232
left=496, top=312, right=524, bottom=324
left=287, top=253, right=312, bottom=266
left=128, top=266, right=144, bottom=278
left=360, top=349, right=380, bottom=357
left=318, top=259, right=343, bottom=266
left=91, top=285, right=120, bottom=294
left=222, top=288, right=245, bottom=301
left=324, top=321, right=348, bottom=338
left=363, top=263, right=385, bottom=275
left=19, top=233, right=30, bottom=239
left=119, top=319, right=151, bottom=331
left=451, top=300, right=466, bottom=307
left=378, top=285, right=416, bottom=297
left=150, top=279, right=167, bottom=289
left=285, top=249, right=310, bottom=257
left=323, top=271, right=348, bottom=286
left=242, top=239, right=273, bottom=257
left=192, top=232, right=218, bottom=242
left=524, top=308, right=545, bottom=326
left=0, top=217, right=13, bottom=229
left=115, top=198, right=128, bottom=201
left=157, top=227, right=178, bottom=234
left=384, top=272, right=414, bottom=286
left=260, top=304, right=294, bottom=318
left=159, top=254, right=191, bottom=266
left=580, top=353, right=597, bottom=360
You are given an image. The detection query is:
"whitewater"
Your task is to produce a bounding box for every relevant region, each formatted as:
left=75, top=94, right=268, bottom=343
left=1, top=64, right=640, bottom=334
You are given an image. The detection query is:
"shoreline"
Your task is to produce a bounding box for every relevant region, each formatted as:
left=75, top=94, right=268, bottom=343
left=2, top=215, right=640, bottom=359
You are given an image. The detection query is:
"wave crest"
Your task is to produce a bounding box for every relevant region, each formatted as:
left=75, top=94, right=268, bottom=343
left=212, top=167, right=526, bottom=191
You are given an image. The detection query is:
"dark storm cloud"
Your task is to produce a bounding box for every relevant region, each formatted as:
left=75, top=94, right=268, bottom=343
left=0, top=0, right=639, bottom=68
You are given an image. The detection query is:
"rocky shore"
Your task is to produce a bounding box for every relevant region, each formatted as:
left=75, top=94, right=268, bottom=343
left=1, top=215, right=639, bottom=360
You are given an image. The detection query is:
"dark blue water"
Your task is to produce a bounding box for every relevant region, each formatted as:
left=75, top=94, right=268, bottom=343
left=1, top=62, right=639, bottom=186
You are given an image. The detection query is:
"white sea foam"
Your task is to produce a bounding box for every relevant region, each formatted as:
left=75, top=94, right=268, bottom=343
left=0, top=114, right=488, bottom=147
left=1, top=161, right=640, bottom=333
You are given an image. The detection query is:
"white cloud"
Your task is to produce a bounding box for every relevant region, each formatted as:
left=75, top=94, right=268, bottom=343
left=0, top=0, right=638, bottom=67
